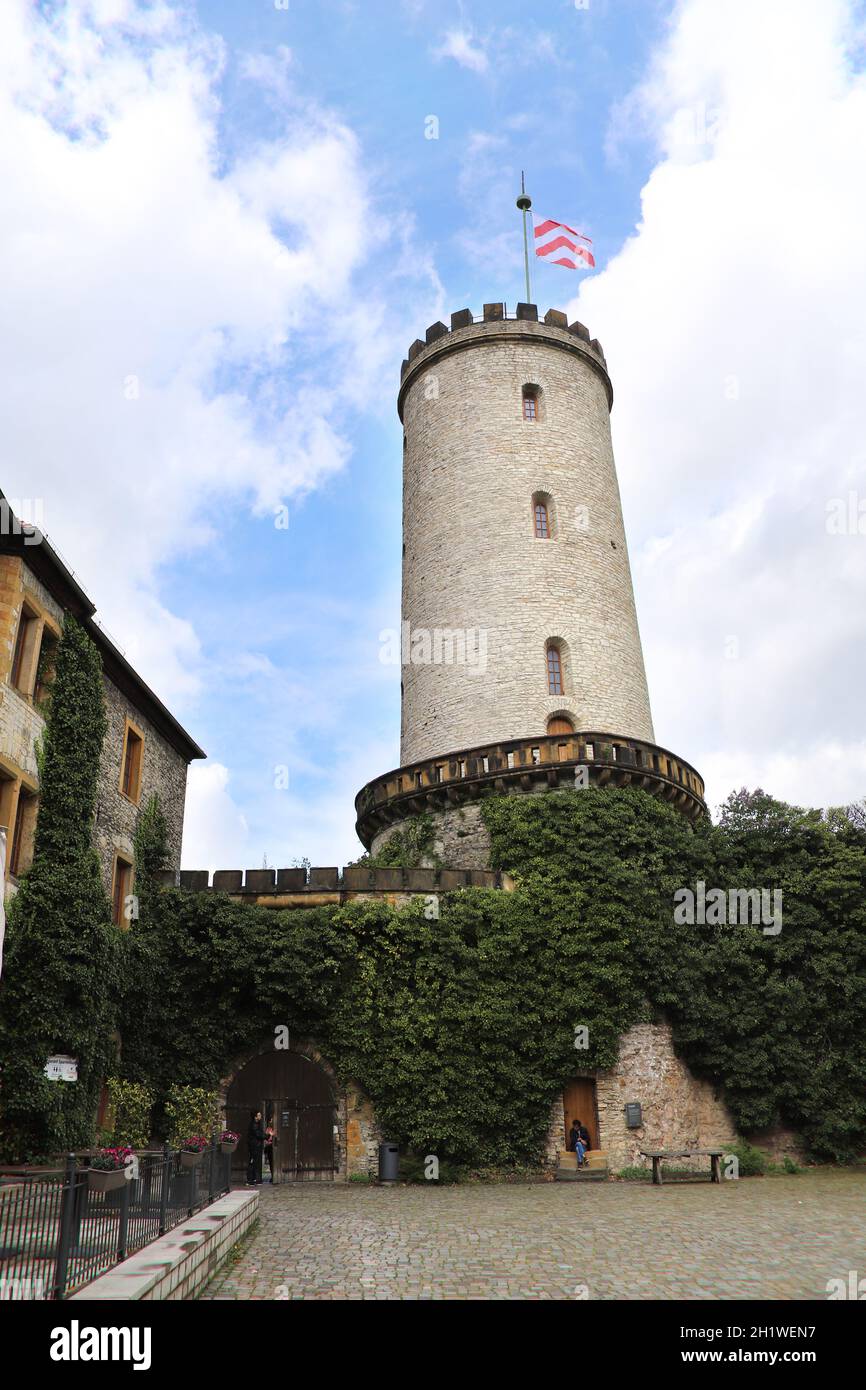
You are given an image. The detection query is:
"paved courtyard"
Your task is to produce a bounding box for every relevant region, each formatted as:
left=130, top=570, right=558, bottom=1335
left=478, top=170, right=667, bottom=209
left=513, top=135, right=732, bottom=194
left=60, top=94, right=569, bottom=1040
left=202, top=1170, right=866, bottom=1300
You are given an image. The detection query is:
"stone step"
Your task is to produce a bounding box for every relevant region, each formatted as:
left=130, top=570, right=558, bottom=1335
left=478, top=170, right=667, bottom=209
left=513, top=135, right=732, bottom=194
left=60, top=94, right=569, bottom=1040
left=556, top=1149, right=609, bottom=1181
left=555, top=1166, right=608, bottom=1182
left=557, top=1149, right=608, bottom=1169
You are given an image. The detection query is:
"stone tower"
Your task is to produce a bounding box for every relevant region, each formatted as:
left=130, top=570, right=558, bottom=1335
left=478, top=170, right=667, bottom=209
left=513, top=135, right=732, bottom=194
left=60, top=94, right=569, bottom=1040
left=356, top=303, right=704, bottom=863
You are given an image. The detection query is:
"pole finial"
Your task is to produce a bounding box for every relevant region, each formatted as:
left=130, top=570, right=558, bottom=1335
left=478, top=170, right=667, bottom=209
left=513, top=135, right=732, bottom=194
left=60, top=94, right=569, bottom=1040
left=517, top=172, right=532, bottom=302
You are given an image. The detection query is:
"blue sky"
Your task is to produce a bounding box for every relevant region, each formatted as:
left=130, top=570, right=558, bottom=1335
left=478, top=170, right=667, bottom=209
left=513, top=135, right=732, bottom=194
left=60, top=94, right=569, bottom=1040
left=4, top=0, right=866, bottom=867
left=169, top=0, right=671, bottom=867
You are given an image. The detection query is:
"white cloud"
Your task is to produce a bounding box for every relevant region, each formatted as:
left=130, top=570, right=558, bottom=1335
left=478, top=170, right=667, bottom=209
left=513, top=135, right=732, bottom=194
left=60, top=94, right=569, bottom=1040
left=182, top=762, right=249, bottom=873
left=433, top=28, right=489, bottom=74
left=566, top=0, right=866, bottom=814
left=0, top=0, right=419, bottom=708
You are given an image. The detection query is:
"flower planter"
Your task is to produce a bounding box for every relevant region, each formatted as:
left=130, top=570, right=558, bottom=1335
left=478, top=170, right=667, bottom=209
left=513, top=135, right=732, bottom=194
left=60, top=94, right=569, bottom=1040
left=179, top=1149, right=205, bottom=1169
left=220, top=1141, right=238, bottom=1154
left=87, top=1166, right=127, bottom=1193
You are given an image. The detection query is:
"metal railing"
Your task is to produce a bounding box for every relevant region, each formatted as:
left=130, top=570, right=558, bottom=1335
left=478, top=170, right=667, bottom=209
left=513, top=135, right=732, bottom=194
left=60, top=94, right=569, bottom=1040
left=0, top=1139, right=232, bottom=1301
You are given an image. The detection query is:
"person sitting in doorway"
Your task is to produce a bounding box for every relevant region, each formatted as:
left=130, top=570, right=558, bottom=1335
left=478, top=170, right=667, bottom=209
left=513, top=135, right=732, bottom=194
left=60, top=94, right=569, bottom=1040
left=569, top=1118, right=591, bottom=1167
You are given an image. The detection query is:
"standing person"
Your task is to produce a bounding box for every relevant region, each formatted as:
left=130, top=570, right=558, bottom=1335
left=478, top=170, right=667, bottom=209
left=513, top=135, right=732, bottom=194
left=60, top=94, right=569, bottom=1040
left=264, top=1118, right=276, bottom=1184
left=247, top=1109, right=265, bottom=1186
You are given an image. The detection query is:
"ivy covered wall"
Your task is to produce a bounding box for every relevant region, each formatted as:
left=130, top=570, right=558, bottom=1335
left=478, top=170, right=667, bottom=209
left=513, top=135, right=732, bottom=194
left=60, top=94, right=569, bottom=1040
left=2, top=617, right=865, bottom=1167
left=117, top=785, right=866, bottom=1168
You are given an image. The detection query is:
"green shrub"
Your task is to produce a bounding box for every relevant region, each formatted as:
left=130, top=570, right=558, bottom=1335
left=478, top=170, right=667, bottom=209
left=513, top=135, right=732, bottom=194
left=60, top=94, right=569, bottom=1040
left=164, top=1086, right=220, bottom=1147
left=398, top=1152, right=461, bottom=1184
left=105, top=1079, right=153, bottom=1148
left=727, top=1140, right=769, bottom=1176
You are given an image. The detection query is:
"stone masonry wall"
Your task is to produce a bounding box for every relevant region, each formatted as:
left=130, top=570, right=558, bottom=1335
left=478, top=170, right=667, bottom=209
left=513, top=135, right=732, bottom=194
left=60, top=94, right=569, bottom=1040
left=594, top=1021, right=737, bottom=1170
left=94, top=675, right=189, bottom=890
left=400, top=317, right=655, bottom=766
left=371, top=799, right=493, bottom=868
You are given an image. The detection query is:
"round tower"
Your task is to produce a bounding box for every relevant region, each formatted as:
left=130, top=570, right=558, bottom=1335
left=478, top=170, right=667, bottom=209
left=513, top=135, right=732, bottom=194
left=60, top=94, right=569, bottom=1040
left=356, top=303, right=704, bottom=860
left=399, top=304, right=653, bottom=763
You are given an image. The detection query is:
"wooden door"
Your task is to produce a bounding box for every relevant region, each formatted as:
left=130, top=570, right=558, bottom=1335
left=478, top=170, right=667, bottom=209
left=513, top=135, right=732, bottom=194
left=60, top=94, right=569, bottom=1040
left=547, top=716, right=574, bottom=735
left=563, top=1079, right=598, bottom=1151
left=226, top=1051, right=336, bottom=1181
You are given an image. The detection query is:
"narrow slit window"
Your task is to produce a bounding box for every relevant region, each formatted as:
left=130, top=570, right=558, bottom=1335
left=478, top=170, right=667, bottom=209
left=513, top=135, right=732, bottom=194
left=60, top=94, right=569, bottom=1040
left=9, top=788, right=38, bottom=878
left=546, top=645, right=563, bottom=695
left=120, top=725, right=144, bottom=803
left=112, top=857, right=134, bottom=927
left=534, top=500, right=549, bottom=538
left=11, top=607, right=38, bottom=694
left=523, top=390, right=538, bottom=420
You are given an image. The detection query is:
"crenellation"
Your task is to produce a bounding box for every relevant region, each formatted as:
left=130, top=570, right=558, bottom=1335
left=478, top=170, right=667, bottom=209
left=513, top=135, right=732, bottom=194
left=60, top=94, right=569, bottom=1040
left=164, top=864, right=508, bottom=898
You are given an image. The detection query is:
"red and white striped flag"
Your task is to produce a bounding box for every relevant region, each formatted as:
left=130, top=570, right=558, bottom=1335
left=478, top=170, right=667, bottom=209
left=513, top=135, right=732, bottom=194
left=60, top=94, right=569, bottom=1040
left=534, top=217, right=595, bottom=271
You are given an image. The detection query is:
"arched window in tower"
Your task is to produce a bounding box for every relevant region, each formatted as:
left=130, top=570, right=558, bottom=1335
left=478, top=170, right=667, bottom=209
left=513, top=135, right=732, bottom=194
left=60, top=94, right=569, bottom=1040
left=546, top=642, right=564, bottom=696
left=522, top=384, right=541, bottom=420
left=531, top=490, right=555, bottom=539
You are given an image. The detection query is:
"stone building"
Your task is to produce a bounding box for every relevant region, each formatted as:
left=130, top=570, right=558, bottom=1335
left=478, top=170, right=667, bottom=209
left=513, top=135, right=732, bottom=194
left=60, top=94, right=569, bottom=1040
left=206, top=306, right=739, bottom=1182
left=350, top=304, right=735, bottom=1173
left=0, top=496, right=204, bottom=920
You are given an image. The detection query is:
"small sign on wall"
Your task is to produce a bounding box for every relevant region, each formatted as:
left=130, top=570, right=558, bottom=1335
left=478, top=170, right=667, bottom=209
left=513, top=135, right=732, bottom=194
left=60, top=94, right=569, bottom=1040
left=44, top=1055, right=78, bottom=1082
left=625, top=1101, right=642, bottom=1128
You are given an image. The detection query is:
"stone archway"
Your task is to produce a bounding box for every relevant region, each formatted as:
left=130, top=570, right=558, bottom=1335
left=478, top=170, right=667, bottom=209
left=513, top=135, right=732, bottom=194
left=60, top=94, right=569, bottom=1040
left=218, top=1039, right=382, bottom=1183
left=220, top=1041, right=338, bottom=1183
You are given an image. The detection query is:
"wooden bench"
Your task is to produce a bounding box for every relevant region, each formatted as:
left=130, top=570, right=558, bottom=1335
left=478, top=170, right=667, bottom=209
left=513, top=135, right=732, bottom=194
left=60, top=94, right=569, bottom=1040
left=639, top=1148, right=726, bottom=1186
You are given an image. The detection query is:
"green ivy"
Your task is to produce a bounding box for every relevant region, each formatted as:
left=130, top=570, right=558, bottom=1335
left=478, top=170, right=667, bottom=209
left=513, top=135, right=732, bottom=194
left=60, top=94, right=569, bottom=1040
left=0, top=617, right=122, bottom=1161
left=365, top=813, right=440, bottom=868
left=4, top=713, right=866, bottom=1168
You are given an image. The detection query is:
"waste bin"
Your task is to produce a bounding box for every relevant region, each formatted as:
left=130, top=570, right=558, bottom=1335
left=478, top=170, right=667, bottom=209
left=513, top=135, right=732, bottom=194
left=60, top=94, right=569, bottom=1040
left=378, top=1141, right=399, bottom=1183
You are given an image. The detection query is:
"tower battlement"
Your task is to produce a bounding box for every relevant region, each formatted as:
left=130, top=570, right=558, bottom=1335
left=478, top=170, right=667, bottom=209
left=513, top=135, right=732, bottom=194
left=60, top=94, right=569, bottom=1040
left=399, top=304, right=611, bottom=418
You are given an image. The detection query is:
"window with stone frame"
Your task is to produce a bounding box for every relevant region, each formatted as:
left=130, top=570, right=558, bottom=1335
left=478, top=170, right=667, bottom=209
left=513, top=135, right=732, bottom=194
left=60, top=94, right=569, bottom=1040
left=120, top=722, right=144, bottom=803
left=10, top=605, right=39, bottom=694
left=9, top=786, right=38, bottom=878
left=111, top=855, right=134, bottom=927
left=546, top=643, right=564, bottom=696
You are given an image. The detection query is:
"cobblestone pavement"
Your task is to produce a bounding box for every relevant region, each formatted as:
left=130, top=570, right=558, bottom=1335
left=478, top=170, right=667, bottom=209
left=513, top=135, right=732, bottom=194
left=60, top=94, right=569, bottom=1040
left=202, top=1170, right=866, bottom=1300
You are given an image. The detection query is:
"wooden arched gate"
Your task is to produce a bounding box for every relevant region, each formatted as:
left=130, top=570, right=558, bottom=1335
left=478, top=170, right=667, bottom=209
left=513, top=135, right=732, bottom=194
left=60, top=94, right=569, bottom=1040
left=225, top=1051, right=336, bottom=1182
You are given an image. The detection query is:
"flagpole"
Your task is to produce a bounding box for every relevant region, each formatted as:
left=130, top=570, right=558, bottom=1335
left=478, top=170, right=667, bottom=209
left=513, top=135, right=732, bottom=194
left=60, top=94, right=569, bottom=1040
left=516, top=171, right=532, bottom=304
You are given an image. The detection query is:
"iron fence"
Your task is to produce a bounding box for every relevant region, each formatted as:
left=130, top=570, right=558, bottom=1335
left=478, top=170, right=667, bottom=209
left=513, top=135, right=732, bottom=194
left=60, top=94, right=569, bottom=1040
left=0, top=1138, right=232, bottom=1300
